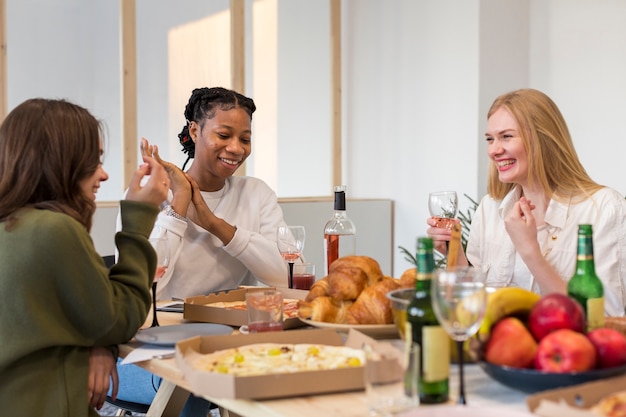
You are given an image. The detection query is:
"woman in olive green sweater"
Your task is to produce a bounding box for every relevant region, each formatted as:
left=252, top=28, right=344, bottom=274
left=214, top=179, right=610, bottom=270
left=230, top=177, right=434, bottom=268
left=0, top=98, right=169, bottom=416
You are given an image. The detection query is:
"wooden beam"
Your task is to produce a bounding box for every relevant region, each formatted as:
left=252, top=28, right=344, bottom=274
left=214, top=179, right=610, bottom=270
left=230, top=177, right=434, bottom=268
left=330, top=0, right=342, bottom=188
left=230, top=0, right=246, bottom=176
left=230, top=0, right=245, bottom=93
left=0, top=0, right=7, bottom=119
left=120, top=0, right=137, bottom=188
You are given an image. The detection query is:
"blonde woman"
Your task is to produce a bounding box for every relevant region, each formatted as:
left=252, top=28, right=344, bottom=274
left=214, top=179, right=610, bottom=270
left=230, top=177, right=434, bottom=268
left=427, top=88, right=626, bottom=316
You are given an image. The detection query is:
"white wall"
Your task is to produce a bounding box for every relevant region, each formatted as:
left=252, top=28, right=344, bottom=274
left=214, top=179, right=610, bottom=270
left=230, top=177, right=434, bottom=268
left=344, top=1, right=481, bottom=274
left=5, top=0, right=626, bottom=278
left=91, top=199, right=394, bottom=277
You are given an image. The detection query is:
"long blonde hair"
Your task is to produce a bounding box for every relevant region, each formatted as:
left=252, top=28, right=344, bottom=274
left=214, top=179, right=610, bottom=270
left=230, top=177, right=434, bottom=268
left=486, top=88, right=601, bottom=202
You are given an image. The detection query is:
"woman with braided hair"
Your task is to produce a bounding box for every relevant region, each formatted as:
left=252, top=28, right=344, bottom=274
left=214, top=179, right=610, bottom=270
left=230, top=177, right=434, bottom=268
left=112, top=87, right=290, bottom=415
left=142, top=86, right=289, bottom=299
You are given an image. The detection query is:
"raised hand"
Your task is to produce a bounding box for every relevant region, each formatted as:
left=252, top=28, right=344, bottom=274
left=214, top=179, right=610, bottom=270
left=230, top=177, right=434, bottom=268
left=504, top=196, right=539, bottom=256
left=140, top=138, right=191, bottom=198
left=125, top=155, right=169, bottom=207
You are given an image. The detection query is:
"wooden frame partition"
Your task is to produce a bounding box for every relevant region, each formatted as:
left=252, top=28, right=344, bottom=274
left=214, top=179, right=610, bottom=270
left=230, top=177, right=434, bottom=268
left=0, top=0, right=6, bottom=119
left=119, top=0, right=249, bottom=183
left=118, top=0, right=342, bottom=194
left=120, top=0, right=138, bottom=187
left=1, top=0, right=342, bottom=197
left=330, top=0, right=342, bottom=188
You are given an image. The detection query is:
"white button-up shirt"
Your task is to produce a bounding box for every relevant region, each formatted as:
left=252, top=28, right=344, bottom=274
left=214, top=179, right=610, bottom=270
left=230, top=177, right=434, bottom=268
left=467, top=186, right=626, bottom=316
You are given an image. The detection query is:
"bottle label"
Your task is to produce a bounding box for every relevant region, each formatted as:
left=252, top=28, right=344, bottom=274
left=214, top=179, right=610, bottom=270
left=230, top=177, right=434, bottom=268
left=422, top=325, right=450, bottom=382
left=587, top=296, right=605, bottom=330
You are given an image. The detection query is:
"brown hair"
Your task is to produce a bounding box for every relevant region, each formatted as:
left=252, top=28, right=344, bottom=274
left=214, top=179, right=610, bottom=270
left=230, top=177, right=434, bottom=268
left=486, top=88, right=602, bottom=202
left=0, top=98, right=103, bottom=230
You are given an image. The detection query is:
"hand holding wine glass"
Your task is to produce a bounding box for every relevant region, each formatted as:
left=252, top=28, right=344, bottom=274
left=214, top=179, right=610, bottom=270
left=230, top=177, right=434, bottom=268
left=431, top=266, right=486, bottom=405
left=429, top=191, right=458, bottom=229
left=429, top=191, right=459, bottom=254
left=149, top=237, right=170, bottom=327
left=276, top=225, right=305, bottom=288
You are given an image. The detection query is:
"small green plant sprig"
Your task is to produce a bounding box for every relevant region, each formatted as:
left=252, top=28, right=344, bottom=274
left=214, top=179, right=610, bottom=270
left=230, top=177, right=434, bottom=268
left=399, top=193, right=479, bottom=269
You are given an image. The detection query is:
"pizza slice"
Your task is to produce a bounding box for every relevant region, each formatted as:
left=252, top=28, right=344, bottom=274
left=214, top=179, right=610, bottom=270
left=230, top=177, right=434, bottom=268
left=591, top=391, right=626, bottom=417
left=206, top=299, right=301, bottom=319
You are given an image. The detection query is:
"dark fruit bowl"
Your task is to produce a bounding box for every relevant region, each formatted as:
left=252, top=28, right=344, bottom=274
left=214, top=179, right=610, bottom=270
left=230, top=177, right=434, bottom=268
left=478, top=361, right=626, bottom=393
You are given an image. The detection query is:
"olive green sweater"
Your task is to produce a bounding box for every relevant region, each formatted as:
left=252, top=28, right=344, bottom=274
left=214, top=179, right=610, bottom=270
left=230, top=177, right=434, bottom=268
left=0, top=200, right=158, bottom=417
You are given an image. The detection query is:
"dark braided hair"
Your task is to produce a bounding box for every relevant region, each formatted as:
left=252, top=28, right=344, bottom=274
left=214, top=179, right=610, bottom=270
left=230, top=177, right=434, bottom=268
left=178, top=87, right=256, bottom=170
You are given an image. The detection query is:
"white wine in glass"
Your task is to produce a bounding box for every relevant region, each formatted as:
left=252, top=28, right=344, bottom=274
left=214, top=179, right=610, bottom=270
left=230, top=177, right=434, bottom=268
left=431, top=266, right=486, bottom=405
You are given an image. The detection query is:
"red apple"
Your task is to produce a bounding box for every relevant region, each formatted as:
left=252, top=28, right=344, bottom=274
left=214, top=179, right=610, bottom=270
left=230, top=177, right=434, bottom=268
left=485, top=317, right=538, bottom=369
left=534, top=329, right=596, bottom=372
left=587, top=328, right=626, bottom=368
left=528, top=293, right=585, bottom=341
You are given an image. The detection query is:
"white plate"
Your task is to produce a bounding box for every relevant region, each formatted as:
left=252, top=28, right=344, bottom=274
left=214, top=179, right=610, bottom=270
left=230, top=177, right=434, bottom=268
left=135, top=323, right=233, bottom=346
left=299, top=318, right=399, bottom=338
left=396, top=404, right=534, bottom=417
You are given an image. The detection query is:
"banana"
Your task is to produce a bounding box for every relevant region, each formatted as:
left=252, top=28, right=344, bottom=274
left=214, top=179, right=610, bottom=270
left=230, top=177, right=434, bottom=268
left=476, top=287, right=541, bottom=342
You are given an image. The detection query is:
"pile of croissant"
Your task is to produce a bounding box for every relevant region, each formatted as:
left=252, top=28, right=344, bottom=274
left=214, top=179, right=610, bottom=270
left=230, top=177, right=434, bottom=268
left=297, top=256, right=417, bottom=325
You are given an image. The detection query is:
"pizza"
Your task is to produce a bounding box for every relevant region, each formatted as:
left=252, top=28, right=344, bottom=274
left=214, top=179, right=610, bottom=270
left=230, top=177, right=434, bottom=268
left=206, top=299, right=300, bottom=319
left=591, top=391, right=626, bottom=417
left=192, top=342, right=367, bottom=377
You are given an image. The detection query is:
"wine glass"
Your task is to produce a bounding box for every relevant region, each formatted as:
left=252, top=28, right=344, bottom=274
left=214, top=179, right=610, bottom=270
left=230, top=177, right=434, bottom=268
left=429, top=191, right=458, bottom=254
left=276, top=225, right=305, bottom=288
left=428, top=191, right=458, bottom=229
left=431, top=266, right=486, bottom=405
left=149, top=237, right=170, bottom=327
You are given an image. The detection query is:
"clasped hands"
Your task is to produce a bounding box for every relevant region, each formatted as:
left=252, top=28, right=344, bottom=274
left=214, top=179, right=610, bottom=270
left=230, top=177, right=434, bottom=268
left=139, top=138, right=215, bottom=229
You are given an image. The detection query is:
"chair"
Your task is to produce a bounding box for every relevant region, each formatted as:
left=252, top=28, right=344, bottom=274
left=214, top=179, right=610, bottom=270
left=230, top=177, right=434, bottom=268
left=102, top=255, right=116, bottom=269
left=102, top=254, right=152, bottom=415
left=104, top=397, right=150, bottom=416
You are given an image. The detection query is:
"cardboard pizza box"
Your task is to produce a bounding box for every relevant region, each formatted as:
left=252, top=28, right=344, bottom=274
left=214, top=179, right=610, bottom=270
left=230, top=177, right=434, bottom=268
left=175, top=328, right=394, bottom=400
left=183, top=287, right=308, bottom=329
left=527, top=373, right=626, bottom=417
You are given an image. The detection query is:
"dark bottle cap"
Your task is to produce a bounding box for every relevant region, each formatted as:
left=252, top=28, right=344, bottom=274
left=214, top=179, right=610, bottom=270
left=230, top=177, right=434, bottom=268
left=333, top=185, right=347, bottom=211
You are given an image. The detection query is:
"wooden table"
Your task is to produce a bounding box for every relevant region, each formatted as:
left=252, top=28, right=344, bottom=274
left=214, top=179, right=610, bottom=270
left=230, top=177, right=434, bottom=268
left=120, top=309, right=532, bottom=417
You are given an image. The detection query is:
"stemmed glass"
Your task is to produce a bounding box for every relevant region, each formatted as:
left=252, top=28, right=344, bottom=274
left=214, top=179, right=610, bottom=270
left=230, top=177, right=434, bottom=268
left=429, top=191, right=458, bottom=254
left=431, top=266, right=486, bottom=405
left=276, top=225, right=305, bottom=288
left=149, top=237, right=170, bottom=327
left=428, top=191, right=458, bottom=230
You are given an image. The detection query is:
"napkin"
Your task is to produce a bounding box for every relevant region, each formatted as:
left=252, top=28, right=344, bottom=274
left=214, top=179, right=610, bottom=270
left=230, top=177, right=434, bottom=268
left=121, top=344, right=176, bottom=365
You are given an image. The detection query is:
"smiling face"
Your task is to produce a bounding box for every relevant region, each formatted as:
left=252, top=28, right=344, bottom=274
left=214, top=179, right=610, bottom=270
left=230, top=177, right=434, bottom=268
left=485, top=106, right=529, bottom=187
left=188, top=107, right=252, bottom=190
left=78, top=146, right=109, bottom=201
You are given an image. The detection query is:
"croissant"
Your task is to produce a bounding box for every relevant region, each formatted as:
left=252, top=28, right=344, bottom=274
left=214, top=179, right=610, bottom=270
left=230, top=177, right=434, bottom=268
left=305, top=276, right=330, bottom=302
left=297, top=296, right=351, bottom=323
left=327, top=266, right=368, bottom=301
left=329, top=255, right=384, bottom=286
left=399, top=267, right=417, bottom=289
left=345, top=277, right=400, bottom=324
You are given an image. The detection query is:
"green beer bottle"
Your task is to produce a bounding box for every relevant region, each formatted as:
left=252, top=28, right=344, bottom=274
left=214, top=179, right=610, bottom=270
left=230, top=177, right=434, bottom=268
left=405, top=237, right=449, bottom=404
left=567, top=224, right=605, bottom=331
